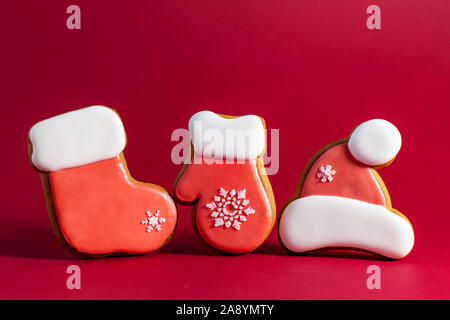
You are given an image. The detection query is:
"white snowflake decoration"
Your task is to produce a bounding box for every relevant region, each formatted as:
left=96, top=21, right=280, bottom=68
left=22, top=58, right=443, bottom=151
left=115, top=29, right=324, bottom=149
left=317, top=164, right=336, bottom=182
left=141, top=210, right=166, bottom=232
left=206, top=188, right=255, bottom=231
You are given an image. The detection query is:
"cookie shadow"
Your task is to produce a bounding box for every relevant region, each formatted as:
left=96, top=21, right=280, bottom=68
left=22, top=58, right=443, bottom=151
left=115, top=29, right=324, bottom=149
left=253, top=241, right=288, bottom=255
left=0, top=215, right=77, bottom=260
left=159, top=233, right=225, bottom=256
left=293, top=249, right=389, bottom=261
left=161, top=233, right=289, bottom=256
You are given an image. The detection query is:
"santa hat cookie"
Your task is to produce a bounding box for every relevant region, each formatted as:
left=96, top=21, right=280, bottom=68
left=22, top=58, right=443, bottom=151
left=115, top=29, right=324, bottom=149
left=28, top=106, right=177, bottom=257
left=279, top=119, right=414, bottom=259
left=174, top=111, right=276, bottom=254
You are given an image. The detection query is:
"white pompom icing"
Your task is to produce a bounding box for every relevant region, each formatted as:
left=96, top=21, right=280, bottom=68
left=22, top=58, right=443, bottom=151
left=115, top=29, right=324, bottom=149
left=188, top=110, right=265, bottom=160
left=29, top=106, right=126, bottom=172
left=348, top=119, right=402, bottom=166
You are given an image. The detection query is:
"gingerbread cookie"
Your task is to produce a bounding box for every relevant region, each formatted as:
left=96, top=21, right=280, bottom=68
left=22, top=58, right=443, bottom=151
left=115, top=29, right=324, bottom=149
left=28, top=106, right=177, bottom=257
left=279, top=119, right=414, bottom=259
left=174, top=111, right=276, bottom=253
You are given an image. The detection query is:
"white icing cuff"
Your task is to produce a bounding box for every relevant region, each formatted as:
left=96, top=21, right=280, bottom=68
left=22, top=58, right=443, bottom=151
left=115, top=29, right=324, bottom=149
left=279, top=196, right=414, bottom=259
left=188, top=110, right=265, bottom=160
left=348, top=119, right=402, bottom=166
left=29, top=106, right=126, bottom=172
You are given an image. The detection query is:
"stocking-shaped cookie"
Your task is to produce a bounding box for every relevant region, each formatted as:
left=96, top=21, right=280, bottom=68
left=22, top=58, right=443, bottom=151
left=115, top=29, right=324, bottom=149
left=28, top=106, right=177, bottom=257
left=174, top=111, right=276, bottom=253
left=279, top=119, right=414, bottom=259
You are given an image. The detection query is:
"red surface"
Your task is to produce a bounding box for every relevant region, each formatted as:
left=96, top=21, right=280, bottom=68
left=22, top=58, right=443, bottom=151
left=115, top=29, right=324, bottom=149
left=1, top=0, right=449, bottom=299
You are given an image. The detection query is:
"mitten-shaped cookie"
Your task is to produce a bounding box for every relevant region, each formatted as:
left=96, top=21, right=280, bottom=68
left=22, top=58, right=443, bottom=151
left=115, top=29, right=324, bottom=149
left=279, top=119, right=414, bottom=259
left=174, top=111, right=276, bottom=254
left=28, top=106, right=177, bottom=257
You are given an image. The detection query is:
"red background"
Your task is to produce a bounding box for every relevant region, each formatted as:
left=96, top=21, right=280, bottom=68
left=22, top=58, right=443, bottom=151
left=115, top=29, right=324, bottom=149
left=1, top=1, right=449, bottom=299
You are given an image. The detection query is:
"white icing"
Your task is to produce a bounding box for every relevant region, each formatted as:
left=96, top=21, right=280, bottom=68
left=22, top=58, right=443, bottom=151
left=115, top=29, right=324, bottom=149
left=317, top=164, right=336, bottom=182
left=207, top=188, right=254, bottom=230
left=188, top=110, right=265, bottom=160
left=142, top=210, right=166, bottom=232
left=29, top=106, right=126, bottom=172
left=348, top=119, right=401, bottom=166
left=279, top=196, right=414, bottom=259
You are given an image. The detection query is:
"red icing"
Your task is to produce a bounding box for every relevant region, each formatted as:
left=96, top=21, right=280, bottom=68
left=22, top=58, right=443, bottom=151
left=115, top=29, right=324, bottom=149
left=49, top=155, right=177, bottom=255
left=176, top=161, right=274, bottom=253
left=301, top=143, right=386, bottom=206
